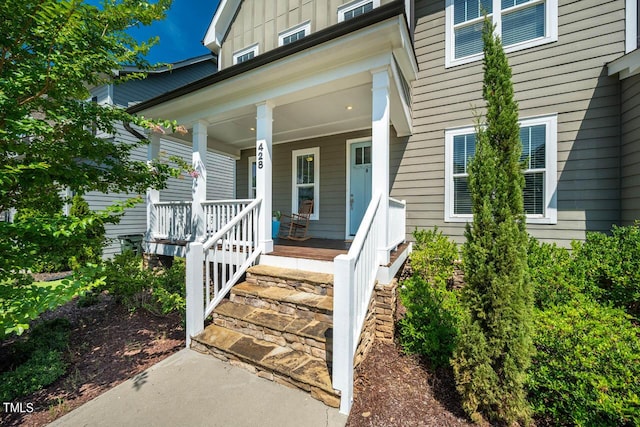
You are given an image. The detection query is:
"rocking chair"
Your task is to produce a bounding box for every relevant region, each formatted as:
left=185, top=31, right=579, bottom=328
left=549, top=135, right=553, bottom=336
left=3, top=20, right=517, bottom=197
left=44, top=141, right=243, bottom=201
left=279, top=199, right=314, bottom=241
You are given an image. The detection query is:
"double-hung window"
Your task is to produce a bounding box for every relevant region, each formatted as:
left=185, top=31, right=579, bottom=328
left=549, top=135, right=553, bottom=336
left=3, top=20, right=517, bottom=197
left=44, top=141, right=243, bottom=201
left=292, top=147, right=319, bottom=220
left=444, top=114, right=557, bottom=223
left=248, top=156, right=256, bottom=198
left=446, top=0, right=558, bottom=67
left=338, top=0, right=379, bottom=22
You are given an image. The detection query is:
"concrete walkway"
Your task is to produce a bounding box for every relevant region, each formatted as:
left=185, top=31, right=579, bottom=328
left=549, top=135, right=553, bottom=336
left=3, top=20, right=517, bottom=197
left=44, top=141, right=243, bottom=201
left=49, top=349, right=348, bottom=427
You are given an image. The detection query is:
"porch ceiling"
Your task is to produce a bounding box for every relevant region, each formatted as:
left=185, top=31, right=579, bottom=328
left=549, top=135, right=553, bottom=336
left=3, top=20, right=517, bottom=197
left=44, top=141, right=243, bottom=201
left=137, top=13, right=417, bottom=158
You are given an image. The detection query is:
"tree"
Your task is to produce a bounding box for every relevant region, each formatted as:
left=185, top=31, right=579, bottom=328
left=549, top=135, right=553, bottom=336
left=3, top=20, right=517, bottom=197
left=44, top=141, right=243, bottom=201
left=451, top=18, right=534, bottom=425
left=0, top=0, right=183, bottom=337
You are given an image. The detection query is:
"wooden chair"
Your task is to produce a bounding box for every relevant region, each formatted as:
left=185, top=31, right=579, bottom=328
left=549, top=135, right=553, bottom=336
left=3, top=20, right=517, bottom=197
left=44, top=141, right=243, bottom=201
left=279, top=200, right=314, bottom=241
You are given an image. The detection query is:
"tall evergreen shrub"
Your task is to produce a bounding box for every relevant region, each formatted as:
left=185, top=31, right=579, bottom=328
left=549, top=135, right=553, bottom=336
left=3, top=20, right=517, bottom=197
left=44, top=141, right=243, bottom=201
left=451, top=18, right=533, bottom=425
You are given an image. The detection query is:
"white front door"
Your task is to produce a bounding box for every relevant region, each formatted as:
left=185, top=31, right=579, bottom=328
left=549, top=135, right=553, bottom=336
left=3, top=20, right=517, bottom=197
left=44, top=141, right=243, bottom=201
left=349, top=140, right=372, bottom=236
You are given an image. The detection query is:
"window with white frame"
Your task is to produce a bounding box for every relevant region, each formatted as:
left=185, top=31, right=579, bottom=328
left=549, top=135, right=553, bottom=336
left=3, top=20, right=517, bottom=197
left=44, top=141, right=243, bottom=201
left=338, top=0, right=379, bottom=22
left=278, top=21, right=311, bottom=46
left=248, top=156, right=256, bottom=198
left=292, top=147, right=319, bottom=220
left=233, top=44, right=259, bottom=65
left=445, top=0, right=558, bottom=67
left=444, top=114, right=557, bottom=223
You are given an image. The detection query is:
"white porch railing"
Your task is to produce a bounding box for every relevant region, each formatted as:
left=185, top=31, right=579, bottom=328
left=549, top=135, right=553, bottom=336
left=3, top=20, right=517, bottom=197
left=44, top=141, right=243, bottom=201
left=153, top=201, right=192, bottom=241
left=333, top=192, right=383, bottom=414
left=185, top=198, right=262, bottom=346
left=388, top=197, right=406, bottom=250
left=203, top=199, right=253, bottom=239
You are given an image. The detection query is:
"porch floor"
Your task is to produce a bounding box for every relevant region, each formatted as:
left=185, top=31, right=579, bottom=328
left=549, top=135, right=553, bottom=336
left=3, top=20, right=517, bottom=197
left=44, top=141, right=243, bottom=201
left=271, top=238, right=350, bottom=262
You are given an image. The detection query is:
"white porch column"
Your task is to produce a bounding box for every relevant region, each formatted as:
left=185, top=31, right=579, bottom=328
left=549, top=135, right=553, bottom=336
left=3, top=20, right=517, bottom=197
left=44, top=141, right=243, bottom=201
left=146, top=133, right=161, bottom=245
left=371, top=68, right=391, bottom=264
left=256, top=101, right=274, bottom=253
left=192, top=120, right=208, bottom=240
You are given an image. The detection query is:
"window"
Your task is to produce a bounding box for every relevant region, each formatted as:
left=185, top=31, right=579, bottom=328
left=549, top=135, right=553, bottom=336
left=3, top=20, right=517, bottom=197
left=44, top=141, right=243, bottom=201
left=626, top=0, right=639, bottom=53
left=248, top=156, right=256, bottom=198
left=444, top=114, right=557, bottom=223
left=445, top=0, right=558, bottom=67
left=338, top=0, right=379, bottom=22
left=278, top=22, right=311, bottom=46
left=292, top=147, right=320, bottom=220
left=233, top=44, right=259, bottom=65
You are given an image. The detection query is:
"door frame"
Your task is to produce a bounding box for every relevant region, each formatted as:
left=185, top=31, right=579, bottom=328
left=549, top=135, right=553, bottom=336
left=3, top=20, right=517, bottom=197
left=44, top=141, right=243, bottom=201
left=345, top=136, right=372, bottom=239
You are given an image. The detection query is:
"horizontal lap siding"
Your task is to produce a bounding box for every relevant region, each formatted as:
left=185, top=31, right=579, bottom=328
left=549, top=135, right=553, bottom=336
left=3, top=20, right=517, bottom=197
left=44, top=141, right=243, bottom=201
left=399, top=0, right=624, bottom=246
left=621, top=73, right=640, bottom=224
left=84, top=125, right=235, bottom=258
left=237, top=130, right=375, bottom=240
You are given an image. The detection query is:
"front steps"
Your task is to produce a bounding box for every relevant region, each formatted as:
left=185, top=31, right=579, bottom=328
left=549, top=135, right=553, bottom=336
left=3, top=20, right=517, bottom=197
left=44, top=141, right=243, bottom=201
left=191, top=265, right=340, bottom=407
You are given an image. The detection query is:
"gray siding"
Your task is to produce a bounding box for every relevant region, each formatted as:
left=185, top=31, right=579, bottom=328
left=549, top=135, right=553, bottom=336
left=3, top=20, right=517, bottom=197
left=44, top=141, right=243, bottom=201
left=113, top=59, right=217, bottom=108
left=85, top=127, right=236, bottom=258
left=399, top=0, right=624, bottom=246
left=237, top=129, right=395, bottom=240
left=621, top=72, right=640, bottom=224
left=220, top=0, right=394, bottom=69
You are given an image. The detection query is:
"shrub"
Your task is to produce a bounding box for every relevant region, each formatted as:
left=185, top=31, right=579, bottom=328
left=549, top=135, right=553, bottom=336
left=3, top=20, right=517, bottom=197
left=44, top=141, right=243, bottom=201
left=528, top=300, right=640, bottom=426
left=0, top=319, right=70, bottom=401
left=571, top=223, right=640, bottom=317
left=399, top=227, right=461, bottom=367
left=452, top=17, right=533, bottom=425
left=99, top=252, right=185, bottom=315
left=527, top=237, right=578, bottom=309
left=68, top=195, right=106, bottom=269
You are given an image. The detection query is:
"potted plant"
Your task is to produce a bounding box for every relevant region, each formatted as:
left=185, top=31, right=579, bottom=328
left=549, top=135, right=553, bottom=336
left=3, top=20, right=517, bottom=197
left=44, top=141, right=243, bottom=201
left=272, top=210, right=281, bottom=239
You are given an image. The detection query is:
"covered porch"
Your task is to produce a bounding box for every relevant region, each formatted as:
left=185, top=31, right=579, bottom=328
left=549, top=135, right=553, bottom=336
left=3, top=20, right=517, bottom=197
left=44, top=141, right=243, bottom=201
left=130, top=2, right=416, bottom=415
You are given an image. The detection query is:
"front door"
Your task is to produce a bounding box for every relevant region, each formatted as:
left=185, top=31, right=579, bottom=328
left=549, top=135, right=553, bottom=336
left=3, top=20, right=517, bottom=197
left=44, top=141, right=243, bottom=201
left=349, top=141, right=372, bottom=236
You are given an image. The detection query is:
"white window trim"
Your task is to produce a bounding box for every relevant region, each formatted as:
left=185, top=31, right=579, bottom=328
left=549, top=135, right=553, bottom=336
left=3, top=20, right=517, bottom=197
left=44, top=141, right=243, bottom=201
left=291, top=147, right=320, bottom=221
left=338, top=0, right=380, bottom=23
left=232, top=43, right=259, bottom=65
left=445, top=0, right=558, bottom=68
left=444, top=114, right=557, bottom=224
left=248, top=156, right=256, bottom=198
left=627, top=0, right=638, bottom=53
left=278, top=21, right=311, bottom=46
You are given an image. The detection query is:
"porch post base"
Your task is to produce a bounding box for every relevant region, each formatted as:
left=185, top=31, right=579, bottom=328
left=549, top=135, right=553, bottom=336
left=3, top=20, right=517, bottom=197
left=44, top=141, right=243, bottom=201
left=261, top=239, right=274, bottom=254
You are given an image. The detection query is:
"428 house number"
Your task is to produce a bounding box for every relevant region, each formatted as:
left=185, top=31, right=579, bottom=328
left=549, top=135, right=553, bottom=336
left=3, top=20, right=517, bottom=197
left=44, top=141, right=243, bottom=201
left=257, top=143, right=264, bottom=169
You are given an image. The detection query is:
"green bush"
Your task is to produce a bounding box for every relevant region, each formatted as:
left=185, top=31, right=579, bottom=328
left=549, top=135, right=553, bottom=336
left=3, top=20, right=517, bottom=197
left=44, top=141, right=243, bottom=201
left=571, top=224, right=640, bottom=317
left=528, top=300, right=640, bottom=426
left=99, top=252, right=185, bottom=315
left=527, top=237, right=579, bottom=309
left=0, top=319, right=70, bottom=401
left=399, top=228, right=461, bottom=367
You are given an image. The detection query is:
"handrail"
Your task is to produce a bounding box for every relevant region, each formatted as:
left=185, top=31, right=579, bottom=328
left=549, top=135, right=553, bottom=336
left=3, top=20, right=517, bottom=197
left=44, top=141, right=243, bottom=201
left=333, top=192, right=383, bottom=414
left=203, top=198, right=261, bottom=251
left=202, top=199, right=254, bottom=205
left=154, top=200, right=192, bottom=205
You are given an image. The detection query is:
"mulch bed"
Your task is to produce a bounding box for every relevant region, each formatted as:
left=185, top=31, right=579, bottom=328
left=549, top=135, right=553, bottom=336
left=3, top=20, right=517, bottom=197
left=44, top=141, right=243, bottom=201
left=0, top=294, right=184, bottom=427
left=347, top=341, right=473, bottom=427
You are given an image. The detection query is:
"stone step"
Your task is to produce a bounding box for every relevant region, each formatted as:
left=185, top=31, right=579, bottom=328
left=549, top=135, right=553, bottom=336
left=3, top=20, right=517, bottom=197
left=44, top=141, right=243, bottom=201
left=246, top=265, right=333, bottom=296
left=191, top=324, right=340, bottom=407
left=212, top=300, right=332, bottom=360
left=231, top=281, right=333, bottom=323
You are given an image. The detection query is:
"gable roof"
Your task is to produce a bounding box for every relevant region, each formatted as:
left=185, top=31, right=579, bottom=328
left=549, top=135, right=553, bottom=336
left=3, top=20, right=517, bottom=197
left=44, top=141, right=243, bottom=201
left=203, top=0, right=242, bottom=55
left=129, top=1, right=409, bottom=115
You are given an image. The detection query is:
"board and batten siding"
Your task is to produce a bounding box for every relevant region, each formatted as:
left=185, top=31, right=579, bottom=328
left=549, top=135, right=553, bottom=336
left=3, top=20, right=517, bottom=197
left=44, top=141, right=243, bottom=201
left=220, top=0, right=394, bottom=69
left=621, top=72, right=640, bottom=224
left=237, top=129, right=403, bottom=240
left=397, top=0, right=625, bottom=246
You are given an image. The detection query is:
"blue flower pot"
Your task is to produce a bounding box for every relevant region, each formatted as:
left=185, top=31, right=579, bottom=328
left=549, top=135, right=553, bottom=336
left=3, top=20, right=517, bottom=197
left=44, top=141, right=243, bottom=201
left=272, top=220, right=280, bottom=239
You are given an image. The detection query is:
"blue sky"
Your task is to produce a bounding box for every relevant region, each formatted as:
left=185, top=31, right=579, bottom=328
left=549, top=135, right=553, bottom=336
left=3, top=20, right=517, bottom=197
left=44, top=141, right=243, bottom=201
left=127, top=1, right=221, bottom=64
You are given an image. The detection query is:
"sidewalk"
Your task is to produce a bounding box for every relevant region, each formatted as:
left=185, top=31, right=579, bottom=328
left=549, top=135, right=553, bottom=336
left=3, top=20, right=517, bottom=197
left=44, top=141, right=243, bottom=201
left=49, top=349, right=348, bottom=427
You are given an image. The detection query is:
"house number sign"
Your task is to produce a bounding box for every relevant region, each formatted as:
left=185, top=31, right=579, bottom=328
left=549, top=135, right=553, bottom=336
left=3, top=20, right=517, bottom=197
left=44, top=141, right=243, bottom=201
left=257, top=142, right=264, bottom=169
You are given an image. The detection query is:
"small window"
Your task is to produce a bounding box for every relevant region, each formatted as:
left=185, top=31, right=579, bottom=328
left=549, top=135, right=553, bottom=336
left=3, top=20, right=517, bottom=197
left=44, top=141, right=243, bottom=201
left=248, top=156, right=256, bottom=198
left=278, top=22, right=311, bottom=46
left=338, top=0, right=379, bottom=22
left=445, top=0, right=558, bottom=67
left=233, top=44, right=259, bottom=65
left=292, top=147, right=320, bottom=220
left=444, top=114, right=557, bottom=223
